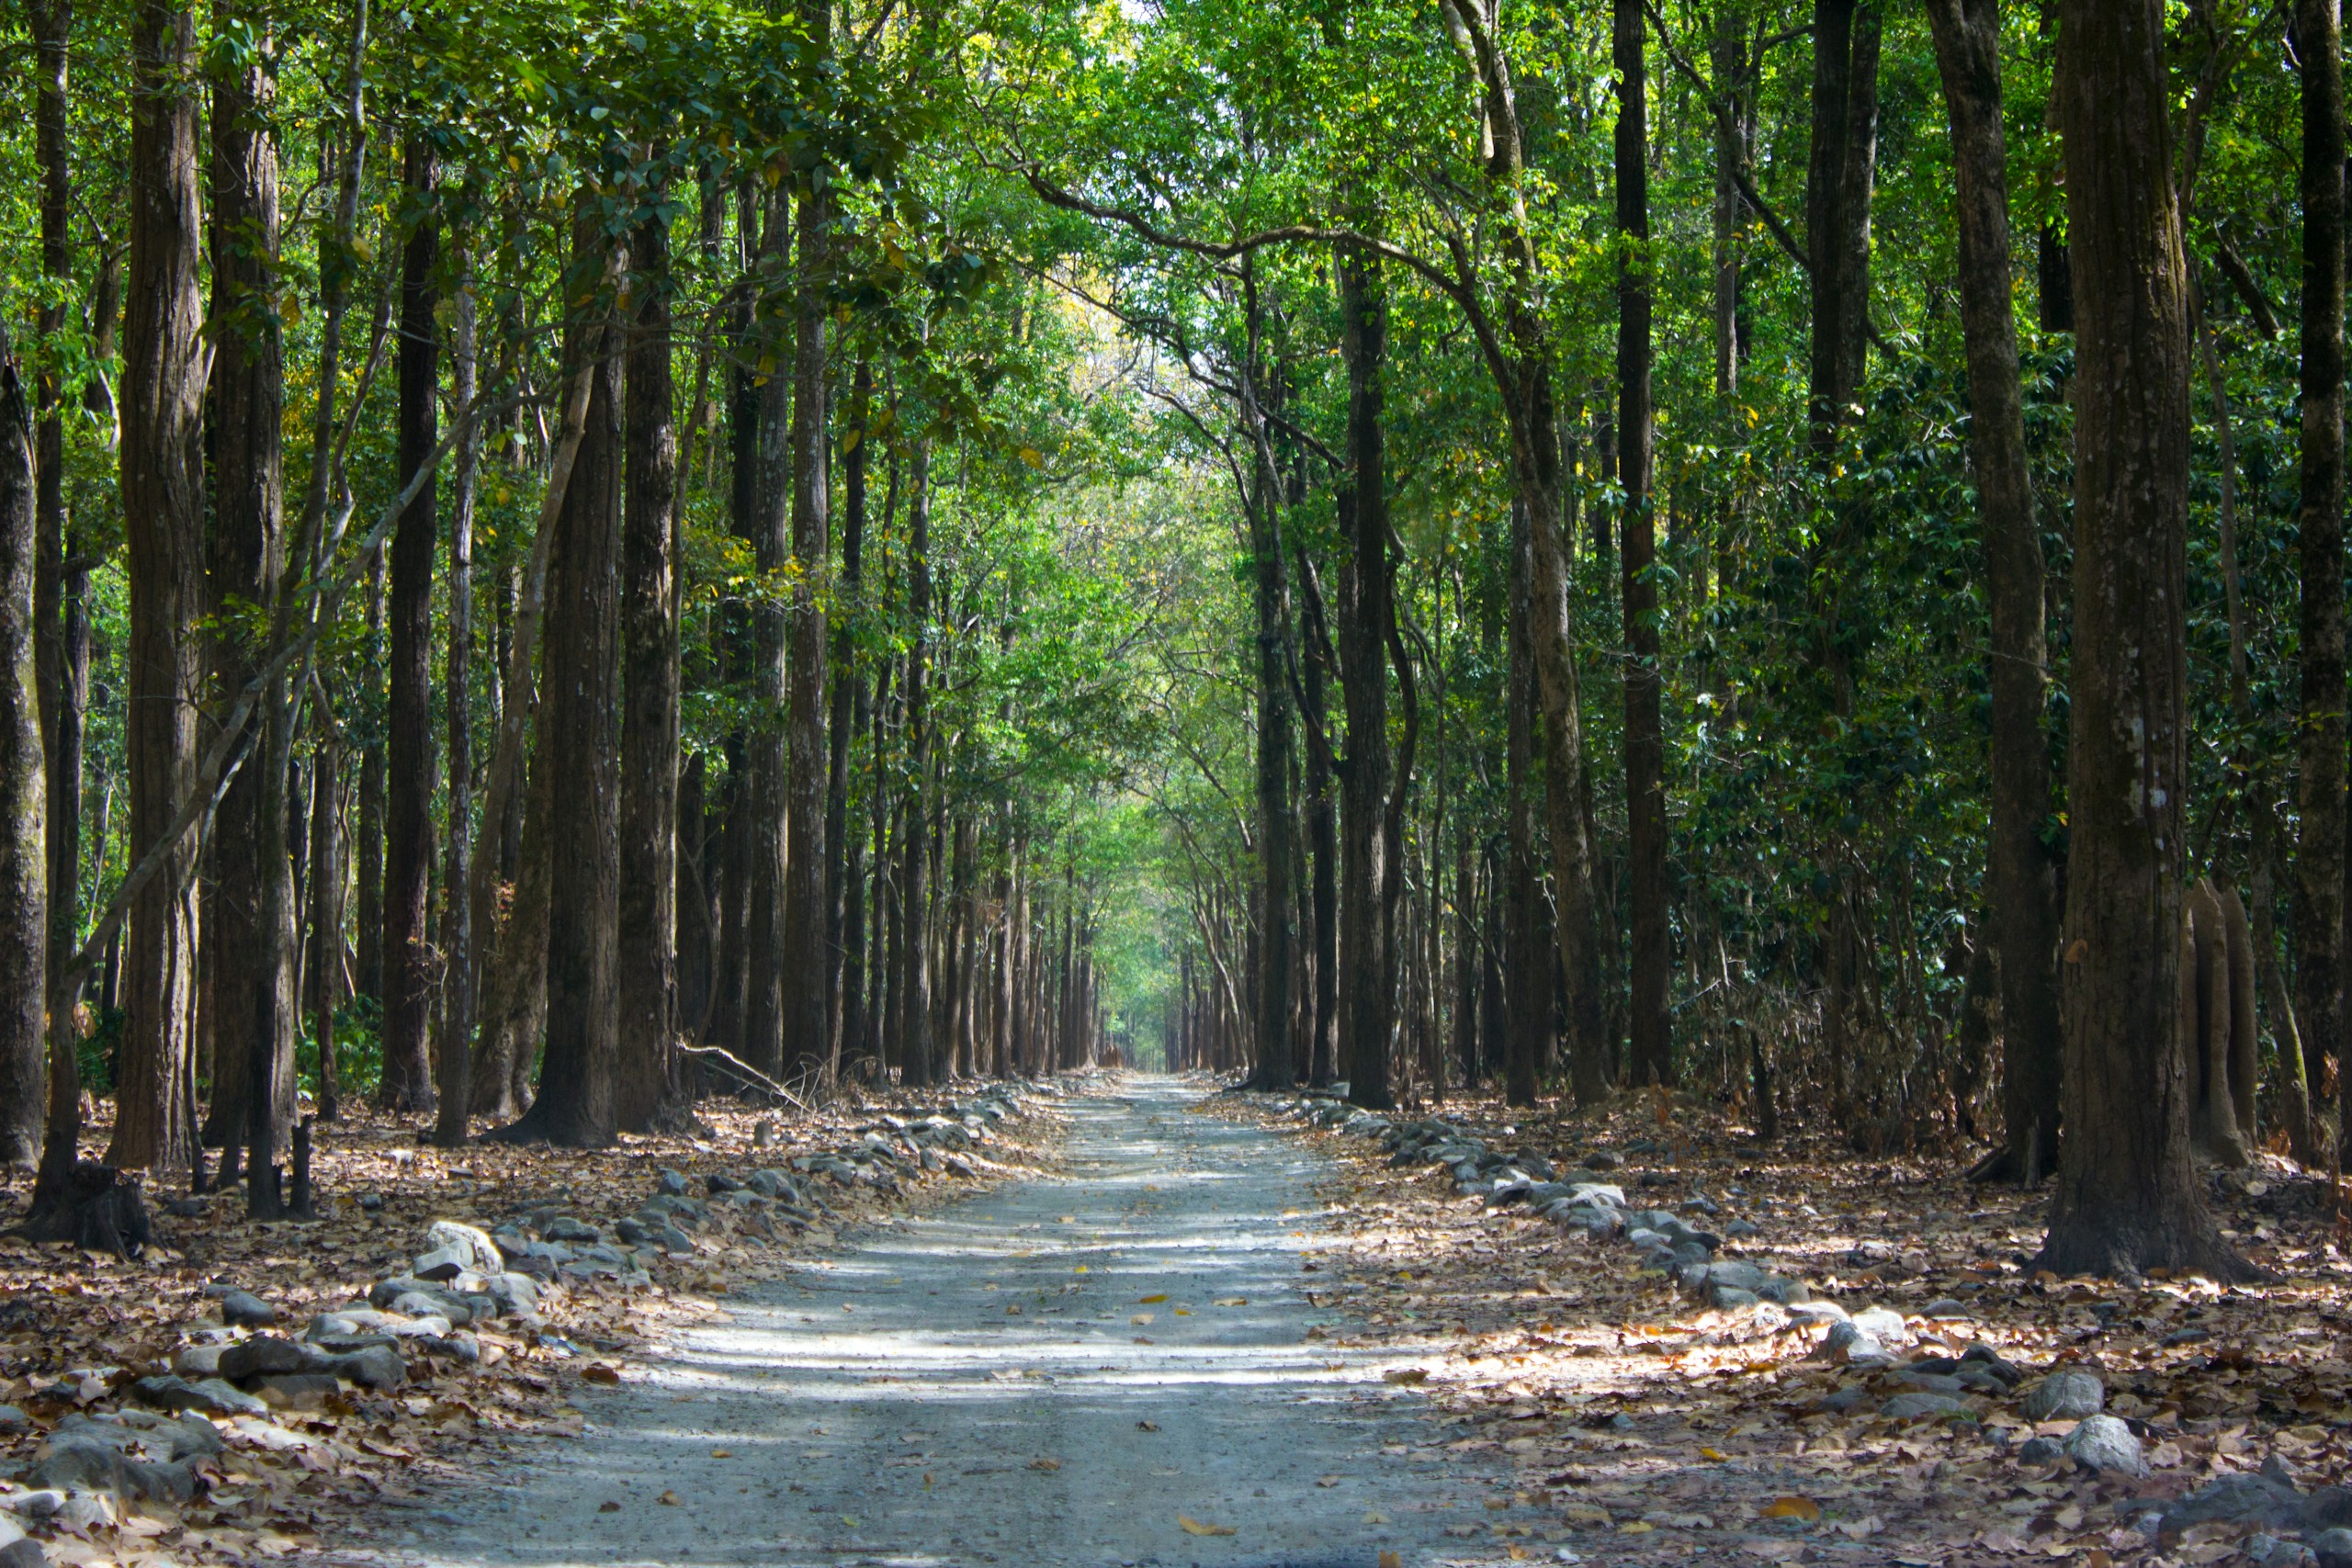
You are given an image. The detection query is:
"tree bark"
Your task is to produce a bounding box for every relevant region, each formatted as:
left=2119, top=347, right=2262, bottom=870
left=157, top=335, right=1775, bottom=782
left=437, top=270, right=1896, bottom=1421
left=779, top=58, right=833, bottom=1084
left=110, top=0, right=206, bottom=1174
left=380, top=132, right=439, bottom=1114
left=2039, top=0, right=2248, bottom=1280
left=899, top=434, right=935, bottom=1087
left=739, top=189, right=791, bottom=1083
left=1616, top=0, right=1669, bottom=1090
left=832, top=362, right=873, bottom=1080
left=0, top=331, right=48, bottom=1166
left=1505, top=501, right=1542, bottom=1106
left=1336, top=248, right=1388, bottom=1107
left=432, top=255, right=480, bottom=1146
left=27, top=0, right=75, bottom=1174
left=1926, top=0, right=2064, bottom=1183
left=2292, top=0, right=2347, bottom=1140
left=616, top=178, right=680, bottom=1133
left=497, top=207, right=623, bottom=1146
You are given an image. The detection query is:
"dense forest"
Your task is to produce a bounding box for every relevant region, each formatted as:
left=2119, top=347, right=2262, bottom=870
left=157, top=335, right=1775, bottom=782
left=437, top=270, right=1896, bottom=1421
left=0, top=0, right=2341, bottom=1277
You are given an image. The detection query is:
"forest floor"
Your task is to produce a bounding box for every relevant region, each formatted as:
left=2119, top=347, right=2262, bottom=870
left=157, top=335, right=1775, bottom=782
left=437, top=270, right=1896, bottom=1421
left=0, top=1077, right=1071, bottom=1568
left=1233, top=1081, right=2352, bottom=1567
left=0, top=1076, right=2347, bottom=1568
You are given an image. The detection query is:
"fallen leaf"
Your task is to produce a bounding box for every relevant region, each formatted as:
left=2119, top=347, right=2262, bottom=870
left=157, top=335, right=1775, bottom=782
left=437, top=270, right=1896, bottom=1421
left=1384, top=1368, right=1430, bottom=1385
left=1139, top=1293, right=1168, bottom=1303
left=1030, top=1457, right=1061, bottom=1472
left=582, top=1365, right=621, bottom=1386
left=1316, top=1474, right=1340, bottom=1487
left=1700, top=1447, right=1725, bottom=1461
left=658, top=1491, right=681, bottom=1506
left=1378, top=1553, right=1402, bottom=1568
left=1760, top=1496, right=1821, bottom=1522
left=1214, top=1296, right=1248, bottom=1306
left=1136, top=1420, right=1159, bottom=1432
left=1179, top=1516, right=1237, bottom=1537
left=710, top=1448, right=732, bottom=1459
left=598, top=1501, right=621, bottom=1514
left=1131, top=1314, right=1154, bottom=1325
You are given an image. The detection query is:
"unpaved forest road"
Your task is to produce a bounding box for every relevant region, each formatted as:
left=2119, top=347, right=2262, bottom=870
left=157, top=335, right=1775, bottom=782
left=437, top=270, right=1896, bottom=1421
left=368, top=1078, right=1519, bottom=1568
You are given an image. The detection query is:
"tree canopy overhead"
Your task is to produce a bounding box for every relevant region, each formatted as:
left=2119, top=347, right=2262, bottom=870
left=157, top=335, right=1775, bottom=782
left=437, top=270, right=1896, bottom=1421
left=0, top=0, right=2340, bottom=1274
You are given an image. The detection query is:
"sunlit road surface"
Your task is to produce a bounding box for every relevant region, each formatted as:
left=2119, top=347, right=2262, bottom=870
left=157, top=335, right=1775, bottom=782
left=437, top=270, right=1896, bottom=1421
left=368, top=1077, right=1516, bottom=1568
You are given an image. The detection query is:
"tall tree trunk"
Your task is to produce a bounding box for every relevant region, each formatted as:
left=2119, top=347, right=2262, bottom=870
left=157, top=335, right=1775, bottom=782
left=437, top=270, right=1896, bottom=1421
left=355, top=558, right=385, bottom=1005
left=308, top=701, right=341, bottom=1122
left=833, top=362, right=873, bottom=1081
left=1505, top=502, right=1542, bottom=1107
left=110, top=0, right=205, bottom=1174
left=380, top=133, right=439, bottom=1114
left=2038, top=0, right=2248, bottom=1280
left=616, top=178, right=680, bottom=1133
left=779, top=73, right=833, bottom=1083
left=1244, top=430, right=1294, bottom=1092
left=740, top=191, right=791, bottom=1083
left=18, top=0, right=74, bottom=1170
left=1927, top=0, right=2064, bottom=1183
left=0, top=333, right=47, bottom=1165
left=1298, top=557, right=1340, bottom=1089
left=2292, top=0, right=2347, bottom=1147
left=1617, top=0, right=1669, bottom=1089
left=210, top=17, right=293, bottom=1207
left=900, top=436, right=934, bottom=1087
left=1336, top=248, right=1388, bottom=1106
left=499, top=207, right=623, bottom=1145
left=432, top=253, right=481, bottom=1145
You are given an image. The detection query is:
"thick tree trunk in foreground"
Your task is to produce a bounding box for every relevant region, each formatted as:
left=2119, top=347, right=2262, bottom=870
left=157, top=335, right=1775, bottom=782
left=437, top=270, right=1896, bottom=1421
left=2040, top=0, right=2248, bottom=1280
left=499, top=213, right=622, bottom=1146
left=2292, top=0, right=2347, bottom=1149
left=28, top=0, right=78, bottom=1179
left=617, top=194, right=680, bottom=1132
left=1926, top=0, right=2064, bottom=1183
left=111, top=0, right=206, bottom=1174
left=201, top=17, right=287, bottom=1165
left=1616, top=0, right=1669, bottom=1089
left=380, top=134, right=439, bottom=1114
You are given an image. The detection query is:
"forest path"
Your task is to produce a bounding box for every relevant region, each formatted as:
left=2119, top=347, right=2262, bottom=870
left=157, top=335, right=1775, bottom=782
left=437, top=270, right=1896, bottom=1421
left=373, top=1077, right=1519, bottom=1568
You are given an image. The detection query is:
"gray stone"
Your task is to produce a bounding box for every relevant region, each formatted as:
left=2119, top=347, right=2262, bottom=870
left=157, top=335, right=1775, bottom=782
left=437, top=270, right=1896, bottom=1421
left=24, top=1441, right=194, bottom=1504
left=2303, top=1488, right=2352, bottom=1531
left=1821, top=1384, right=1871, bottom=1413
left=1894, top=1371, right=1966, bottom=1397
left=391, top=1291, right=471, bottom=1326
left=2159, top=1472, right=2304, bottom=1536
left=1702, top=1260, right=1767, bottom=1294
left=1708, top=1286, right=1759, bottom=1309
left=2316, top=1529, right=2352, bottom=1568
left=1724, top=1218, right=1760, bottom=1239
left=1785, top=1299, right=1849, bottom=1325
left=212, top=1289, right=277, bottom=1327
left=218, top=1336, right=329, bottom=1380
left=2016, top=1436, right=2064, bottom=1465
left=1961, top=1344, right=2026, bottom=1385
left=412, top=1245, right=476, bottom=1282
left=0, top=1536, right=49, bottom=1568
left=171, top=1344, right=227, bottom=1382
left=0, top=1406, right=25, bottom=1434
left=424, top=1220, right=505, bottom=1276
left=1581, top=1149, right=1623, bottom=1171
left=615, top=1218, right=650, bottom=1245
left=485, top=1272, right=541, bottom=1314
left=0, top=1494, right=62, bottom=1520
left=2061, top=1414, right=2146, bottom=1478
left=1821, top=1320, right=1885, bottom=1364
left=1880, top=1393, right=1968, bottom=1421
left=1923, top=1298, right=1972, bottom=1320
left=323, top=1344, right=406, bottom=1391
left=130, top=1374, right=267, bottom=1419
left=545, top=1216, right=600, bottom=1244
left=2022, top=1370, right=2104, bottom=1423
left=656, top=1168, right=689, bottom=1196
left=1757, top=1277, right=1812, bottom=1306
left=1850, top=1306, right=1907, bottom=1342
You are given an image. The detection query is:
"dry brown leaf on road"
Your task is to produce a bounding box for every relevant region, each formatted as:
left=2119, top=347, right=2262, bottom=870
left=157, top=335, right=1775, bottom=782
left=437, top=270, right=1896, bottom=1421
left=1759, top=1495, right=1820, bottom=1521
left=1177, top=1516, right=1236, bottom=1537
left=1029, top=1457, right=1062, bottom=1472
